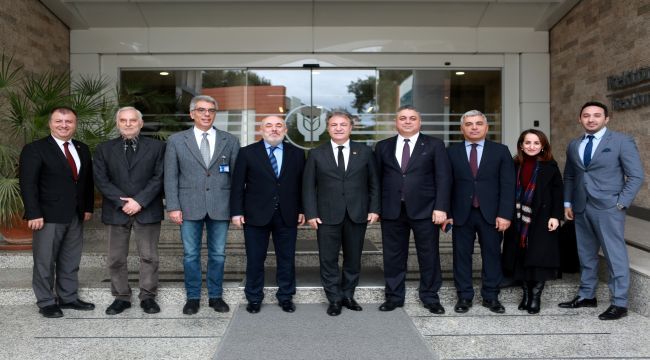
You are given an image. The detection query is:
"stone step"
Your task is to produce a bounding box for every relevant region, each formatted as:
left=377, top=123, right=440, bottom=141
left=0, top=265, right=600, bottom=306
left=0, top=224, right=486, bottom=271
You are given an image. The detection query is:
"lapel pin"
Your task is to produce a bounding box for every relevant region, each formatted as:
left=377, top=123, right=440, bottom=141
left=352, top=151, right=357, bottom=155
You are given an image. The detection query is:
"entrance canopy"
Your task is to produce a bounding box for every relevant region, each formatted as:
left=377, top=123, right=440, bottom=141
left=42, top=0, right=577, bottom=31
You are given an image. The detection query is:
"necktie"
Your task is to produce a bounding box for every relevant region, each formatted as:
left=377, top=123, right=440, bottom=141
left=125, top=139, right=135, bottom=166
left=269, top=146, right=279, bottom=177
left=200, top=132, right=211, bottom=167
left=337, top=145, right=345, bottom=175
left=583, top=135, right=594, bottom=167
left=469, top=143, right=479, bottom=208
left=63, top=142, right=78, bottom=182
left=401, top=139, right=410, bottom=173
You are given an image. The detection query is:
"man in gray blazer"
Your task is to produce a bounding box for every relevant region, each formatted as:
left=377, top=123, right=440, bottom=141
left=303, top=111, right=380, bottom=316
left=164, top=95, right=240, bottom=315
left=94, top=107, right=165, bottom=315
left=559, top=101, right=643, bottom=320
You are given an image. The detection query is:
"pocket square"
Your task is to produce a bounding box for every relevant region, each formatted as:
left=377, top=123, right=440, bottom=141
left=602, top=148, right=611, bottom=152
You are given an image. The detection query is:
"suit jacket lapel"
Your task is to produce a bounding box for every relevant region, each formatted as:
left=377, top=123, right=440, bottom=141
left=209, top=128, right=228, bottom=169
left=48, top=137, right=77, bottom=179
left=405, top=135, right=426, bottom=172
left=255, top=140, right=277, bottom=178
left=110, top=138, right=130, bottom=170
left=324, top=143, right=342, bottom=179
left=278, top=142, right=293, bottom=179
left=129, top=137, right=151, bottom=169
left=386, top=136, right=401, bottom=171
left=589, top=130, right=611, bottom=165
left=183, top=129, right=208, bottom=169
left=347, top=142, right=362, bottom=175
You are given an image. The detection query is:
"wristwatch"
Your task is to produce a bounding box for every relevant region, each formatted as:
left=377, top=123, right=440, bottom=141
left=616, top=203, right=626, bottom=211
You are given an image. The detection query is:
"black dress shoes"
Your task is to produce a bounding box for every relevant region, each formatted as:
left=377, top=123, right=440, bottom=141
left=378, top=301, right=403, bottom=312
left=39, top=304, right=63, bottom=318
left=246, top=302, right=261, bottom=314
left=482, top=299, right=506, bottom=314
left=105, top=300, right=131, bottom=315
left=60, top=299, right=95, bottom=311
left=183, top=299, right=200, bottom=315
left=326, top=302, right=342, bottom=316
left=598, top=305, right=628, bottom=320
left=140, top=299, right=160, bottom=314
left=279, top=300, right=296, bottom=313
left=424, top=302, right=445, bottom=314
left=558, top=296, right=597, bottom=308
left=342, top=297, right=362, bottom=311
left=209, top=297, right=230, bottom=313
left=454, top=299, right=472, bottom=313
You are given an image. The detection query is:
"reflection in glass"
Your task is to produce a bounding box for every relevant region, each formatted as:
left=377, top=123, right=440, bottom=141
left=120, top=68, right=501, bottom=146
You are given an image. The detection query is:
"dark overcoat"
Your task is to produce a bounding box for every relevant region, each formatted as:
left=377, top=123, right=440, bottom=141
left=502, top=159, right=564, bottom=271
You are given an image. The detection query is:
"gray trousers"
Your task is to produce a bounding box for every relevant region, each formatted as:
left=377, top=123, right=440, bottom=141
left=575, top=203, right=629, bottom=307
left=32, top=216, right=83, bottom=308
left=107, top=219, right=161, bottom=301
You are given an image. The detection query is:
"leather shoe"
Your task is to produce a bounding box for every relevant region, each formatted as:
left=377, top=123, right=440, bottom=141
left=558, top=296, right=597, bottom=308
left=140, top=299, right=160, bottom=314
left=424, top=302, right=445, bottom=314
left=183, top=299, right=200, bottom=315
left=454, top=299, right=473, bottom=313
left=326, top=302, right=342, bottom=316
left=378, top=301, right=403, bottom=312
left=208, top=297, right=230, bottom=313
left=59, top=299, right=95, bottom=311
left=279, top=300, right=296, bottom=313
left=482, top=299, right=506, bottom=314
left=105, top=299, right=131, bottom=315
left=246, top=302, right=261, bottom=314
left=342, top=297, right=362, bottom=311
left=39, top=304, right=63, bottom=318
left=598, top=305, right=628, bottom=320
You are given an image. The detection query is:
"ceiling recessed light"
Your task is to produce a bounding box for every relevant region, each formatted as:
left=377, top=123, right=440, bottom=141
left=159, top=71, right=169, bottom=76
left=455, top=71, right=465, bottom=76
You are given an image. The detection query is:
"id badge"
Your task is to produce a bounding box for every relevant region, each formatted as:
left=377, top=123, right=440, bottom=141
left=219, top=156, right=229, bottom=173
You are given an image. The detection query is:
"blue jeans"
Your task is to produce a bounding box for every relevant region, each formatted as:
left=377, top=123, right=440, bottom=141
left=180, top=217, right=228, bottom=299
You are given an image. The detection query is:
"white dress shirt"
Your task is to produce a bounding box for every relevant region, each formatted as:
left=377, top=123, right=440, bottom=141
left=193, top=126, right=216, bottom=160
left=331, top=139, right=350, bottom=170
left=395, top=132, right=419, bottom=168
left=52, top=135, right=81, bottom=173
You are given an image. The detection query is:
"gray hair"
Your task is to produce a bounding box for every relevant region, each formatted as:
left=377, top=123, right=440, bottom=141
left=189, top=95, right=218, bottom=111
left=115, top=106, right=143, bottom=123
left=460, top=110, right=487, bottom=124
left=326, top=110, right=354, bottom=125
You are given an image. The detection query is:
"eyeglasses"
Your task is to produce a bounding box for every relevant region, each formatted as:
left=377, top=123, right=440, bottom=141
left=194, top=108, right=217, bottom=115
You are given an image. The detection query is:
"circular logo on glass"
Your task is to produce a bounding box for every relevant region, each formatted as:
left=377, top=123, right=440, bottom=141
left=284, top=105, right=331, bottom=150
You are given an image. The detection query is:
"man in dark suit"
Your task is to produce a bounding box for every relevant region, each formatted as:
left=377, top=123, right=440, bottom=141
left=164, top=95, right=239, bottom=315
left=559, top=101, right=643, bottom=320
left=94, top=107, right=166, bottom=315
left=303, top=111, right=380, bottom=316
left=230, top=115, right=305, bottom=314
left=374, top=105, right=451, bottom=314
left=19, top=107, right=95, bottom=318
left=444, top=109, right=515, bottom=314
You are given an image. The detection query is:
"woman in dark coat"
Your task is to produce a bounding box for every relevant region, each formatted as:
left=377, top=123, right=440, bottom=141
left=503, top=129, right=563, bottom=314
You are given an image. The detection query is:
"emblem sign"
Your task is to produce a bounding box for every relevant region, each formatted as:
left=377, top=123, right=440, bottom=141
left=284, top=105, right=330, bottom=150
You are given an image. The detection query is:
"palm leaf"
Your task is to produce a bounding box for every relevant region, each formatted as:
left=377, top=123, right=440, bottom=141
left=0, top=177, right=23, bottom=227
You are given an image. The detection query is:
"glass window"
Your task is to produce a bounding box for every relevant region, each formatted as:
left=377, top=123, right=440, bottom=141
left=119, top=68, right=501, bottom=145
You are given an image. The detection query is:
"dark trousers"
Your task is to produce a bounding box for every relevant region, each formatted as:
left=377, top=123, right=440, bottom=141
left=32, top=216, right=83, bottom=308
left=106, top=219, right=161, bottom=301
left=452, top=207, right=503, bottom=301
left=244, top=209, right=297, bottom=303
left=381, top=203, right=442, bottom=304
left=317, top=212, right=367, bottom=303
